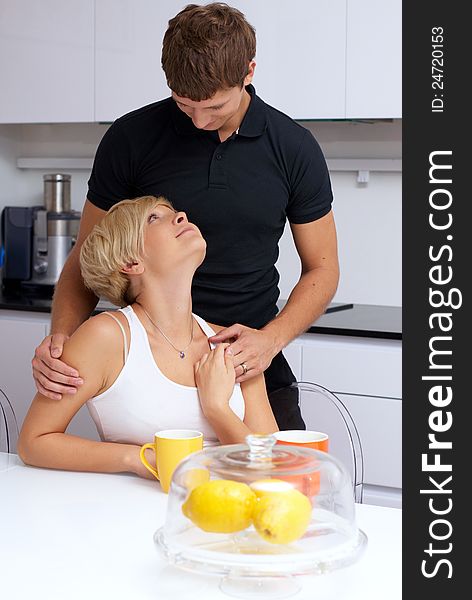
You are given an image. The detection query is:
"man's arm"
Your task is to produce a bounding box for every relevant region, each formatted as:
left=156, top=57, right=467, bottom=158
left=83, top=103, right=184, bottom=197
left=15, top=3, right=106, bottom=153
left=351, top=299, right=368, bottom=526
left=210, top=211, right=339, bottom=382
left=51, top=200, right=106, bottom=335
left=32, top=200, right=107, bottom=399
left=263, top=210, right=339, bottom=350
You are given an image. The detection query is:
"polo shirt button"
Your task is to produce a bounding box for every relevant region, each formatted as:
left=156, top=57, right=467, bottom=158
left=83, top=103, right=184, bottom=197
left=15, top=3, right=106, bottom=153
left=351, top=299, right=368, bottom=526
left=216, top=154, right=222, bottom=160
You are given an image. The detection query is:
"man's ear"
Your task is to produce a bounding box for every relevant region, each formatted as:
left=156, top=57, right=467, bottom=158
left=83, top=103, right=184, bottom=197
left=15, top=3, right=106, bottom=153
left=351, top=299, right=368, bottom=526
left=120, top=260, right=144, bottom=275
left=244, top=60, right=256, bottom=86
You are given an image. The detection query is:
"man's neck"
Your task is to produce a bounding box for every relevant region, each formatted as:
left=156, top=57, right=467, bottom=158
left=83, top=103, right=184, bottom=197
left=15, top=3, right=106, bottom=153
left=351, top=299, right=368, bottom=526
left=218, top=89, right=251, bottom=142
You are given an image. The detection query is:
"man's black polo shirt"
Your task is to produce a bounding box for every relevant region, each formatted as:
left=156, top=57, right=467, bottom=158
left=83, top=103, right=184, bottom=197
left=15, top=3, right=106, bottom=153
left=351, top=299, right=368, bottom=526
left=87, top=85, right=333, bottom=329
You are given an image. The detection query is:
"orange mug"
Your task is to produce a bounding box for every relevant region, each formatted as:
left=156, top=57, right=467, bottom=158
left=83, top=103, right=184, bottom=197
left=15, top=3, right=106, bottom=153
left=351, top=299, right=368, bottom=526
left=274, top=430, right=329, bottom=453
left=274, top=430, right=329, bottom=499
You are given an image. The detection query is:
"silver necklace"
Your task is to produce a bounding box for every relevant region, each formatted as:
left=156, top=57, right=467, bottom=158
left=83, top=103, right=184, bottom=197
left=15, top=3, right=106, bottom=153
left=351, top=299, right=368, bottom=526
left=138, top=304, right=194, bottom=359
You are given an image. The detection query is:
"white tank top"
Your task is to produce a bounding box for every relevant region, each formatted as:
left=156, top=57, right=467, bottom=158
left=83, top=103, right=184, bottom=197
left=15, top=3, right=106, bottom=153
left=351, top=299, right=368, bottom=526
left=86, top=305, right=245, bottom=447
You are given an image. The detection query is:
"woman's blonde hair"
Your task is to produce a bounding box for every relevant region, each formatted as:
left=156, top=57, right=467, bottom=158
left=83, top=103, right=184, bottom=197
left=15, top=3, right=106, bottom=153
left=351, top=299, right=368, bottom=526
left=80, top=195, right=173, bottom=307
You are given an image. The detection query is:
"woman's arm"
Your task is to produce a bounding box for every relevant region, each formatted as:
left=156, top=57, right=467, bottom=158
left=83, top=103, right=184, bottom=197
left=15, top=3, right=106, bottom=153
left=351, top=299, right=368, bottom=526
left=241, top=373, right=278, bottom=434
left=18, top=314, right=149, bottom=477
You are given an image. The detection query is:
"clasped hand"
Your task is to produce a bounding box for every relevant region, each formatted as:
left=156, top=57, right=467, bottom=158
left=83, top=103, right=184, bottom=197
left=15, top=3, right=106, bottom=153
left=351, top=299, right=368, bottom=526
left=208, top=324, right=279, bottom=382
left=194, top=343, right=235, bottom=417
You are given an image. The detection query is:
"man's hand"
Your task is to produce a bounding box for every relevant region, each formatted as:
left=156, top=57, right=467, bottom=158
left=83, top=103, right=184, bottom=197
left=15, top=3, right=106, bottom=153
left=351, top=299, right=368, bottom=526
left=208, top=325, right=280, bottom=383
left=32, top=334, right=84, bottom=400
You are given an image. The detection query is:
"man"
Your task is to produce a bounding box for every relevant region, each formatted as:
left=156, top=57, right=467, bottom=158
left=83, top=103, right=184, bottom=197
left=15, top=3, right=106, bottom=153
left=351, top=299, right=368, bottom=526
left=32, top=3, right=339, bottom=430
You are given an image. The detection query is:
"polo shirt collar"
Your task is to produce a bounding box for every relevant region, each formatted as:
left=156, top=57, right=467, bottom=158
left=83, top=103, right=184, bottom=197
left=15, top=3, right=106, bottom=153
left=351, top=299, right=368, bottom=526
left=238, top=85, right=267, bottom=138
left=170, top=84, right=267, bottom=138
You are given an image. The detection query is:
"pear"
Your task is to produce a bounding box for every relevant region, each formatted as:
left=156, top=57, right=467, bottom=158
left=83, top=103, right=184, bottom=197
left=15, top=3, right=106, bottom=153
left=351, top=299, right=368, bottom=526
left=250, top=479, right=312, bottom=544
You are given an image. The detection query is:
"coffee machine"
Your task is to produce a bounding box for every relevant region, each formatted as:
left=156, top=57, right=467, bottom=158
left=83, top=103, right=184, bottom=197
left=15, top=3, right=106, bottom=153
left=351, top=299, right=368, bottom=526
left=1, top=174, right=81, bottom=292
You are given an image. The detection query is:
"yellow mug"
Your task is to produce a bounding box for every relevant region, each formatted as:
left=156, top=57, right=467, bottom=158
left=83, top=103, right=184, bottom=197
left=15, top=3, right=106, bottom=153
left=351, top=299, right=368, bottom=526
left=140, top=429, right=203, bottom=493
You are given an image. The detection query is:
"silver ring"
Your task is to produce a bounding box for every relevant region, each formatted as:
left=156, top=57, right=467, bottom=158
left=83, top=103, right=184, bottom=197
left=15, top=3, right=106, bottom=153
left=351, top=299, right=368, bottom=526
left=240, top=362, right=249, bottom=375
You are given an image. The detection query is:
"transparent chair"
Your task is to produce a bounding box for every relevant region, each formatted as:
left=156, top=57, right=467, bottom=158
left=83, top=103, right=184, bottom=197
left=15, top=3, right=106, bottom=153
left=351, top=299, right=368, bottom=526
left=0, top=387, right=19, bottom=454
left=269, top=381, right=364, bottom=503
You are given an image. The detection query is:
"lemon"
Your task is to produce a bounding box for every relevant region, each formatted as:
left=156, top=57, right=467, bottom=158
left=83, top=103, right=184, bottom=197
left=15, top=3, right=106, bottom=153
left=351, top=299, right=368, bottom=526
left=250, top=478, right=295, bottom=498
left=250, top=479, right=312, bottom=545
left=182, top=479, right=257, bottom=533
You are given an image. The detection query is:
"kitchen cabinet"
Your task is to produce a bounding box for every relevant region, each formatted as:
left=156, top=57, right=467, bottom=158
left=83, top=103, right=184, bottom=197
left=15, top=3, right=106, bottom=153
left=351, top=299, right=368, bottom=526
left=0, top=1, right=401, bottom=123
left=94, top=0, right=176, bottom=122
left=280, top=340, right=303, bottom=381
left=95, top=0, right=347, bottom=122
left=283, top=332, right=402, bottom=508
left=0, top=312, right=49, bottom=452
left=346, top=0, right=402, bottom=118
left=0, top=0, right=94, bottom=123
left=95, top=0, right=402, bottom=121
left=230, top=0, right=347, bottom=120
left=300, top=333, right=401, bottom=398
left=334, top=393, right=401, bottom=507
left=87, top=0, right=404, bottom=121
left=0, top=311, right=99, bottom=451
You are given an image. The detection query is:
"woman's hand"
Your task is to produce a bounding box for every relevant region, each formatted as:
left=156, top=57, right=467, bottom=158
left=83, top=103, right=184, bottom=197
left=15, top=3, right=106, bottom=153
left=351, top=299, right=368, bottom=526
left=194, top=343, right=235, bottom=418
left=125, top=446, right=157, bottom=480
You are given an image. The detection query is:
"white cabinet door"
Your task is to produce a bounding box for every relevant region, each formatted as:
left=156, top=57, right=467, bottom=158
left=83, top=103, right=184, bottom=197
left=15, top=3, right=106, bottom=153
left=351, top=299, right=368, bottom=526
left=301, top=333, right=402, bottom=399
left=0, top=0, right=94, bottom=123
left=233, top=0, right=347, bottom=119
left=337, top=392, right=401, bottom=489
left=282, top=341, right=302, bottom=381
left=363, top=484, right=402, bottom=509
left=95, top=0, right=347, bottom=122
left=95, top=0, right=180, bottom=122
left=0, top=312, right=99, bottom=451
left=298, top=333, right=402, bottom=507
left=0, top=315, right=48, bottom=452
left=346, top=0, right=402, bottom=118
left=299, top=388, right=402, bottom=505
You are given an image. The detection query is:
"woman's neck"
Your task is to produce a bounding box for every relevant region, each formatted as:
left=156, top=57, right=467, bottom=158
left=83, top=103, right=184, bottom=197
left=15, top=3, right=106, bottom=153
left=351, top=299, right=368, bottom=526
left=133, top=279, right=194, bottom=341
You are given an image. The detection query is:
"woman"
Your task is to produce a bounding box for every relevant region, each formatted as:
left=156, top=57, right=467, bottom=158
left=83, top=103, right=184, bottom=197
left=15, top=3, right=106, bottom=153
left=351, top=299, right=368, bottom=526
left=18, top=196, right=278, bottom=478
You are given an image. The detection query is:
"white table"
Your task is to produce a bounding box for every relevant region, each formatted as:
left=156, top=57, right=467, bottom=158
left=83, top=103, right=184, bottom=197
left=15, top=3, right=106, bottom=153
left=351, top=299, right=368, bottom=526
left=0, top=453, right=401, bottom=600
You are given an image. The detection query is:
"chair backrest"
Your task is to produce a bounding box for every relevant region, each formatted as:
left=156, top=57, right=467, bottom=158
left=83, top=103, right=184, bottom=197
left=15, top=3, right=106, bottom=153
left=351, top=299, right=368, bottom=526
left=270, top=381, right=364, bottom=502
left=0, top=388, right=19, bottom=454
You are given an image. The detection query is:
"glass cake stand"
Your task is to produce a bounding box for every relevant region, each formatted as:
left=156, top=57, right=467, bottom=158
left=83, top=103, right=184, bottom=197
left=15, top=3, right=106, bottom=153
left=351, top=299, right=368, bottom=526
left=154, top=434, right=367, bottom=598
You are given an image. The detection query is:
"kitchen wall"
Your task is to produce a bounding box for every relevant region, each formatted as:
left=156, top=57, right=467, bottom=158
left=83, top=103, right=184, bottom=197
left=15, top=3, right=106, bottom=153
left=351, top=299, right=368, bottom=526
left=0, top=119, right=401, bottom=307
left=280, top=120, right=402, bottom=307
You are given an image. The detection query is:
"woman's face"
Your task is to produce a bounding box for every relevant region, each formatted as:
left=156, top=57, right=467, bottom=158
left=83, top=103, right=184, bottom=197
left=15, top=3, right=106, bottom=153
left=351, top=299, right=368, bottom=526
left=142, top=202, right=206, bottom=275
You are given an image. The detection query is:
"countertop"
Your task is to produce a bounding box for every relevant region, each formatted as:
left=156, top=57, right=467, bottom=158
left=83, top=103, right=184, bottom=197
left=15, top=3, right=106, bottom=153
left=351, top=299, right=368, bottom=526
left=302, top=303, right=401, bottom=340
left=0, top=452, right=402, bottom=600
left=0, top=286, right=401, bottom=340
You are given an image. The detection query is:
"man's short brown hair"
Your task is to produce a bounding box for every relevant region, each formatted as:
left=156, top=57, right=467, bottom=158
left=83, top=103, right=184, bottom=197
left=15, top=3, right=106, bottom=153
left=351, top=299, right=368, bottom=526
left=161, top=2, right=256, bottom=101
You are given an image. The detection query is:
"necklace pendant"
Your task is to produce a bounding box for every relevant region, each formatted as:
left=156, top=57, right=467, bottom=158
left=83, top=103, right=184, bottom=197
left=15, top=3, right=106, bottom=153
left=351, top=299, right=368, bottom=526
left=179, top=351, right=185, bottom=359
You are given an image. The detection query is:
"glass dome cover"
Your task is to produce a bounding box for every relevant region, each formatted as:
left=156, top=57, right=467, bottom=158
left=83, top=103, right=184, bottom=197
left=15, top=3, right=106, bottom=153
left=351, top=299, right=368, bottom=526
left=155, top=434, right=367, bottom=579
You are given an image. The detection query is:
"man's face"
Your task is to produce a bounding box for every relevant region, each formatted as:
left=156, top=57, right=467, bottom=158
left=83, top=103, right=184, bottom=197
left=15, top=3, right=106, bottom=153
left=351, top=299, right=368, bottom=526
left=172, top=85, right=247, bottom=131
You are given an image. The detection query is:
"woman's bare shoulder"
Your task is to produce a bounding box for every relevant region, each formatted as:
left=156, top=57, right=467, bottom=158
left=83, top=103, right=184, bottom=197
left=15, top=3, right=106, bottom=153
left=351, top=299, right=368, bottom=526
left=76, top=311, right=127, bottom=338
left=62, top=311, right=128, bottom=362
